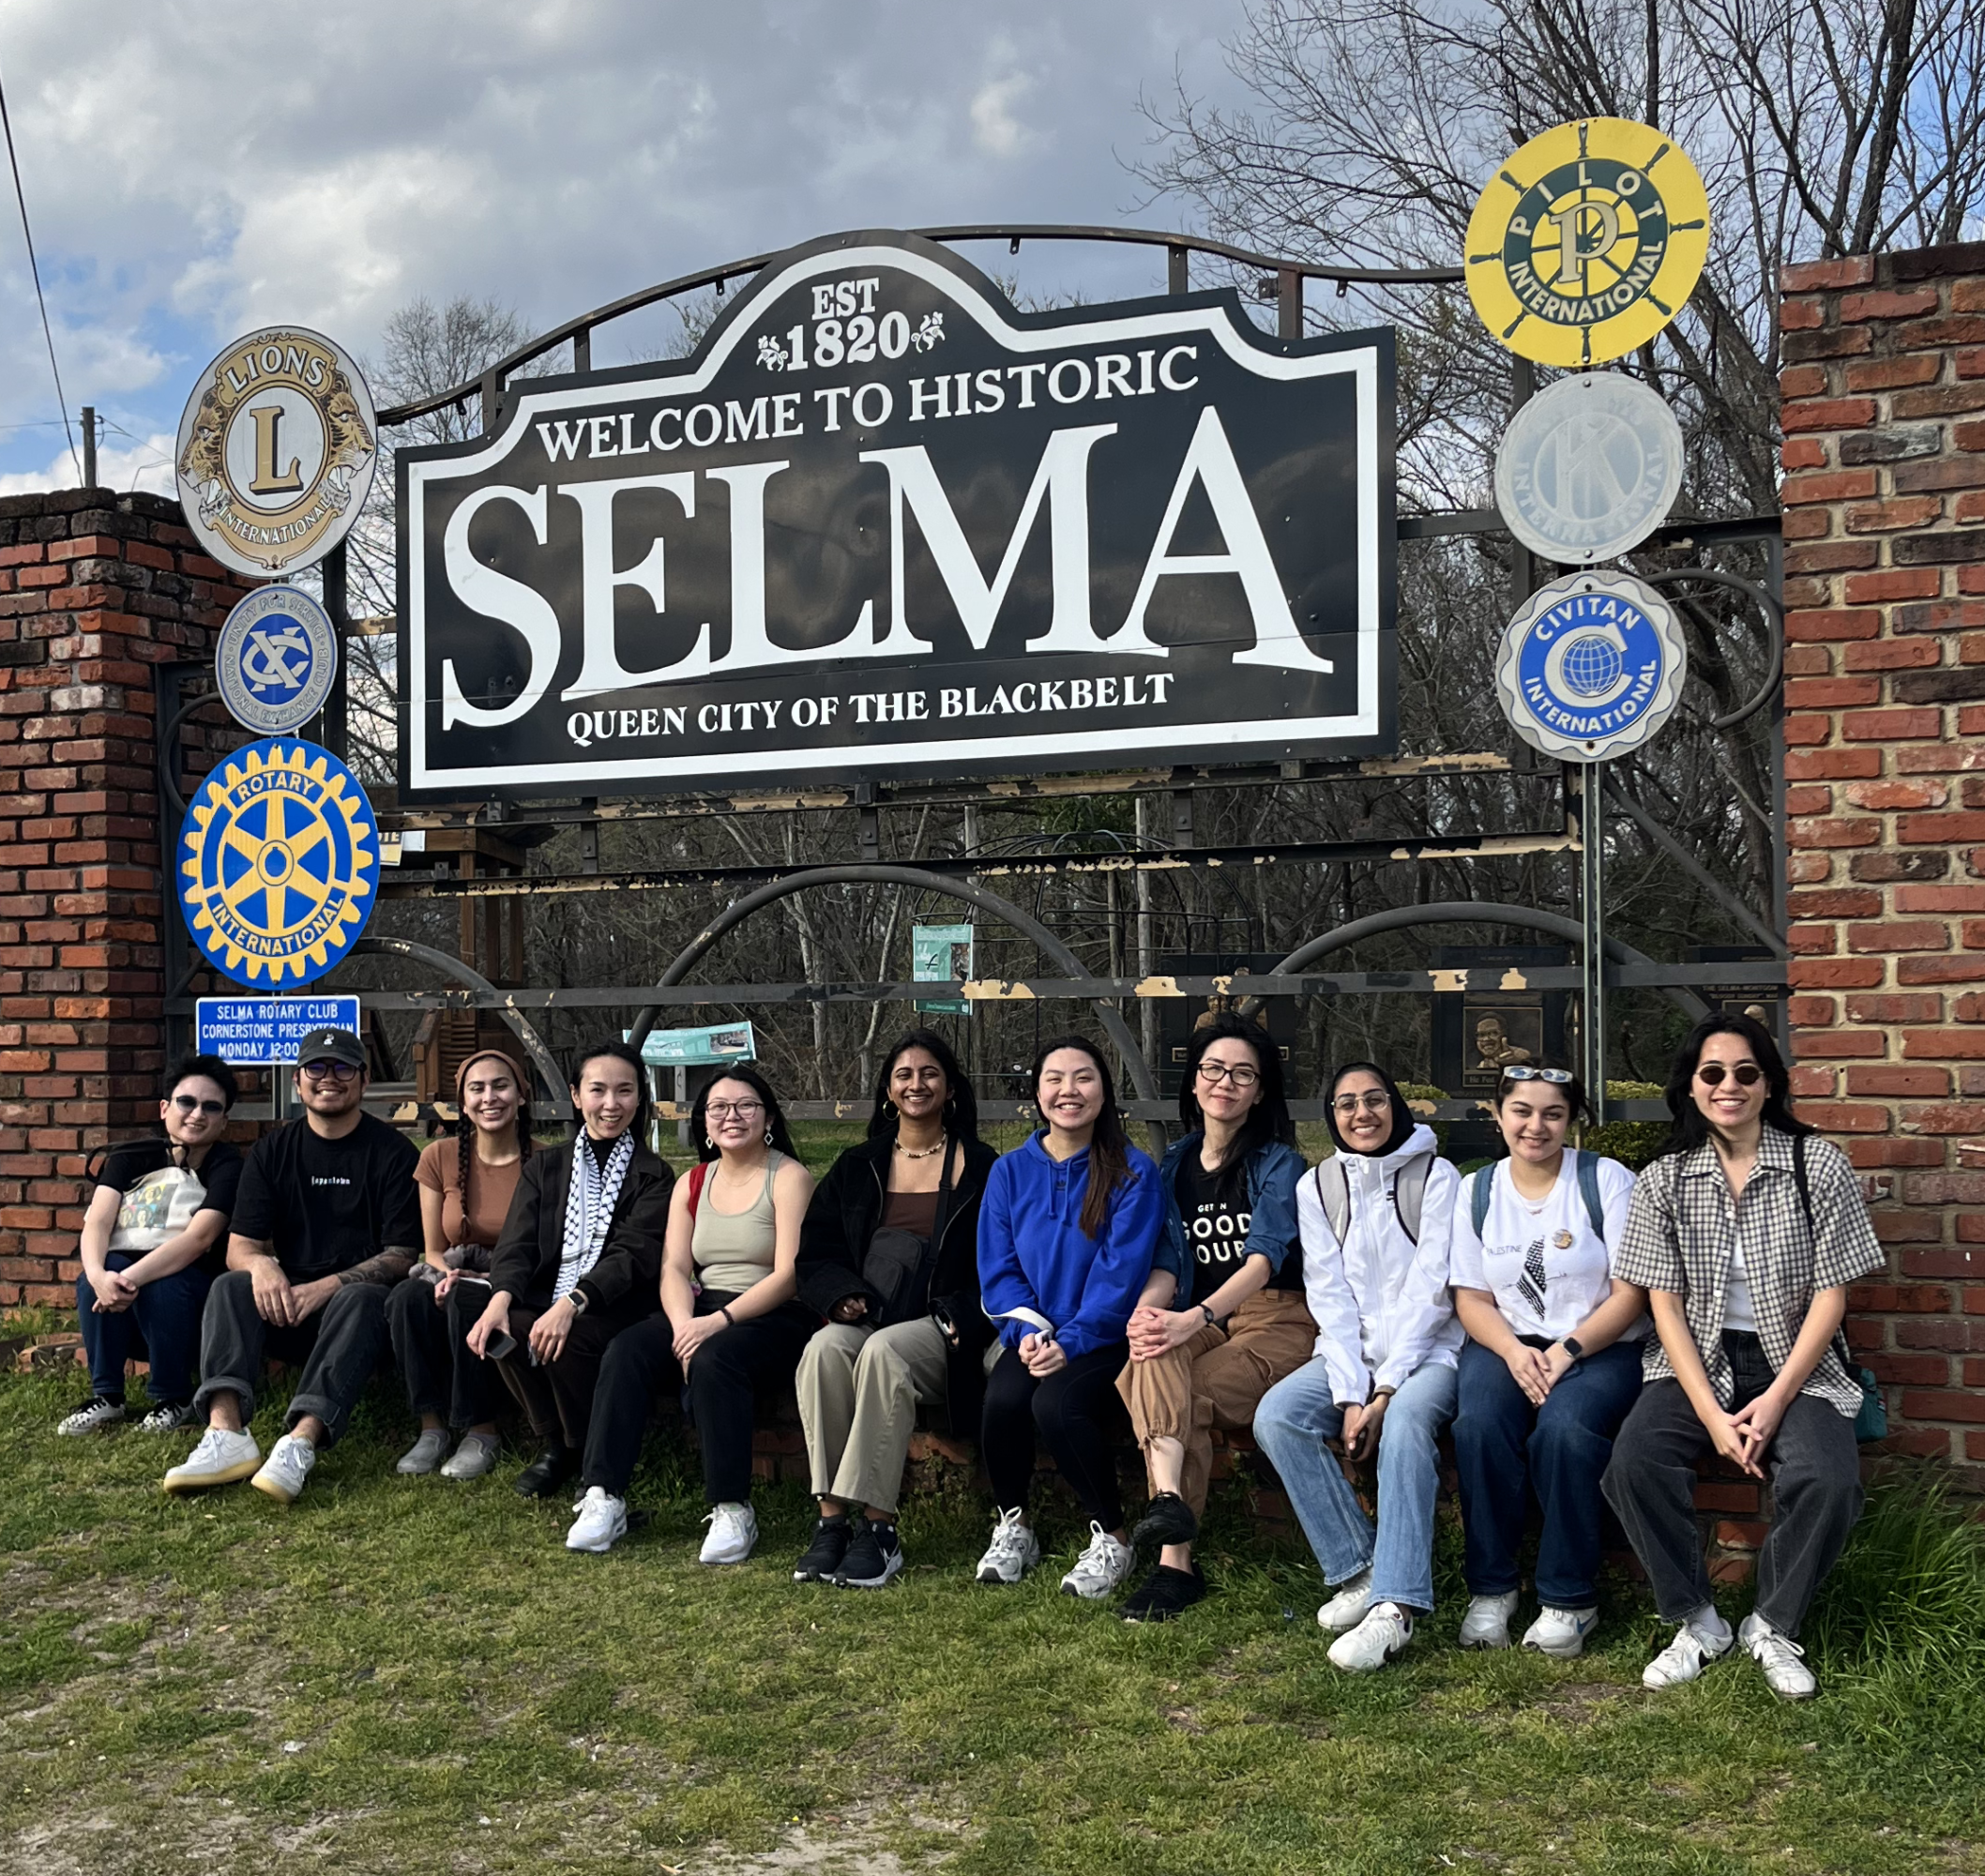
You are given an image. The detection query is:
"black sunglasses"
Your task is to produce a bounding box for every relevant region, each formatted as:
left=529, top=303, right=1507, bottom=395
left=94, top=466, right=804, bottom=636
left=1697, top=1061, right=1764, bottom=1087
left=170, top=1095, right=227, bottom=1116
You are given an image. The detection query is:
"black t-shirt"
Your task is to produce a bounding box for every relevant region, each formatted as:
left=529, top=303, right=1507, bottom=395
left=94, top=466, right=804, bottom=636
left=94, top=1139, right=244, bottom=1278
left=232, top=1113, right=420, bottom=1280
left=1174, top=1152, right=1304, bottom=1294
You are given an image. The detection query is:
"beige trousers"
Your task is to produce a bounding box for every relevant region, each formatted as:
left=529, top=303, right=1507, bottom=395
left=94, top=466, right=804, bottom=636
left=796, top=1315, right=949, bottom=1516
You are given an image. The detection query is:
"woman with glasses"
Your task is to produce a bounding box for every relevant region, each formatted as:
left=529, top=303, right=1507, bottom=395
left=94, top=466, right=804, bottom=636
left=59, top=1054, right=244, bottom=1436
left=568, top=1067, right=815, bottom=1562
left=1448, top=1064, right=1647, bottom=1657
left=1603, top=1014, right=1883, bottom=1701
left=1113, top=1015, right=1311, bottom=1621
left=1252, top=1062, right=1462, bottom=1672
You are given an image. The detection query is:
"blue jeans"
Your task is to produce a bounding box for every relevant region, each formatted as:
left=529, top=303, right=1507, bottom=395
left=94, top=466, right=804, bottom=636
left=1452, top=1337, right=1645, bottom=1609
left=75, top=1255, right=211, bottom=1403
left=1254, top=1356, right=1459, bottom=1612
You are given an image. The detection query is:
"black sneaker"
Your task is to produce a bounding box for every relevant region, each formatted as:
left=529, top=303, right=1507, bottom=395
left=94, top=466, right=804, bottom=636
left=512, top=1445, right=580, bottom=1499
left=835, top=1520, right=904, bottom=1589
left=793, top=1514, right=853, bottom=1582
left=1121, top=1564, right=1207, bottom=1624
left=1129, top=1490, right=1200, bottom=1551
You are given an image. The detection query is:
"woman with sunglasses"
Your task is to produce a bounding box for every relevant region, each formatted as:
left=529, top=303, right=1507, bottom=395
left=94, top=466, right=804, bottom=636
left=1603, top=1014, right=1883, bottom=1700
left=59, top=1054, right=244, bottom=1436
left=1252, top=1061, right=1462, bottom=1672
left=569, top=1067, right=815, bottom=1562
left=1448, top=1064, right=1646, bottom=1657
left=1114, top=1015, right=1311, bottom=1621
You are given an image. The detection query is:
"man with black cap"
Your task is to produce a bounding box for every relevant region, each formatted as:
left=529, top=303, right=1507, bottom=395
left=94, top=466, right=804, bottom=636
left=164, top=1027, right=419, bottom=1503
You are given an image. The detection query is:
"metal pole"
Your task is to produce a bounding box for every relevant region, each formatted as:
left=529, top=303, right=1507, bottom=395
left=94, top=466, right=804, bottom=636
left=1134, top=794, right=1158, bottom=1079
left=81, top=406, right=97, bottom=489
left=1580, top=764, right=1607, bottom=1122
left=320, top=538, right=348, bottom=759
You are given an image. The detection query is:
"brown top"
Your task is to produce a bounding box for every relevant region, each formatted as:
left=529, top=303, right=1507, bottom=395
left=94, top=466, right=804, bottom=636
left=880, top=1186, right=941, bottom=1239
left=416, top=1135, right=525, bottom=1254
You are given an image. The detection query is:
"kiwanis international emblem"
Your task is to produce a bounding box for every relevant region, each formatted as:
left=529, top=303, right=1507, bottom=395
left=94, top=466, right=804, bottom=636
left=175, top=326, right=378, bottom=578
left=1464, top=117, right=1710, bottom=368
left=178, top=740, right=380, bottom=986
left=215, top=584, right=340, bottom=734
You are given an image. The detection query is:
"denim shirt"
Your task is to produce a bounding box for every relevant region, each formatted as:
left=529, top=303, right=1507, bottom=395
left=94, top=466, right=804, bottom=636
left=1150, top=1133, right=1306, bottom=1312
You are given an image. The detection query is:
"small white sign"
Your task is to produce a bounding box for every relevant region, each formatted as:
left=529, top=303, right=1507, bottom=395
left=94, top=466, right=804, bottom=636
left=195, top=994, right=362, bottom=1065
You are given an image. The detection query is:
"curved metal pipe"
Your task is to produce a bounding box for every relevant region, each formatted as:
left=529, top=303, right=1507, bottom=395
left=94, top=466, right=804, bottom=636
left=1646, top=567, right=1783, bottom=732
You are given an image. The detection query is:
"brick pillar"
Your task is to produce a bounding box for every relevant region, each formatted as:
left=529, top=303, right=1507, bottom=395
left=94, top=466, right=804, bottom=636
left=1780, top=242, right=1985, bottom=1483
left=0, top=490, right=252, bottom=1308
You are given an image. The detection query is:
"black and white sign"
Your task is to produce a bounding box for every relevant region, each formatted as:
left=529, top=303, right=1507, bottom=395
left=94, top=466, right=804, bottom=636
left=399, top=231, right=1395, bottom=798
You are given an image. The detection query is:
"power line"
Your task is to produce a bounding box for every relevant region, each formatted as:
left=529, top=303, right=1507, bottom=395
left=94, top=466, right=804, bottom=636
left=0, top=53, right=79, bottom=484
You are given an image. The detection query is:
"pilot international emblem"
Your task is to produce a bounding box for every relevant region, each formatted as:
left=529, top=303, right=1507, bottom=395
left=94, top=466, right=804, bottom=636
left=177, top=739, right=379, bottom=986
left=1493, top=569, right=1686, bottom=763
left=175, top=326, right=377, bottom=579
left=215, top=585, right=340, bottom=734
left=1464, top=117, right=1710, bottom=368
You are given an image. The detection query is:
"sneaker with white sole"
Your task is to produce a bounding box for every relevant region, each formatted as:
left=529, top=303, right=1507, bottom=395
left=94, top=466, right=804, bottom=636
left=1317, top=1566, right=1376, bottom=1633
left=567, top=1486, right=629, bottom=1554
left=699, top=1501, right=758, bottom=1565
left=1642, top=1607, right=1735, bottom=1689
left=1060, top=1522, right=1135, bottom=1599
left=835, top=1520, right=904, bottom=1589
left=1523, top=1605, right=1600, bottom=1658
left=250, top=1432, right=317, bottom=1504
left=138, top=1400, right=196, bottom=1433
left=440, top=1431, right=500, bottom=1481
left=1459, top=1590, right=1521, bottom=1650
left=1328, top=1600, right=1414, bottom=1672
left=56, top=1397, right=126, bottom=1436
left=1738, top=1612, right=1817, bottom=1700
left=396, top=1429, right=450, bottom=1475
left=975, top=1507, right=1041, bottom=1585
left=162, top=1426, right=262, bottom=1494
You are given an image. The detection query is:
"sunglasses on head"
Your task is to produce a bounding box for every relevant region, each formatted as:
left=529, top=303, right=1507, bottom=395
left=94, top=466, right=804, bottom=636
left=1500, top=1066, right=1572, bottom=1085
left=1697, top=1061, right=1764, bottom=1087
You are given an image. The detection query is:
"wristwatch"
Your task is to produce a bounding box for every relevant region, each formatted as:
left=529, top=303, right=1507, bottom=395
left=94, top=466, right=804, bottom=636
left=567, top=1289, right=590, bottom=1316
left=1560, top=1335, right=1583, bottom=1360
left=1199, top=1304, right=1217, bottom=1328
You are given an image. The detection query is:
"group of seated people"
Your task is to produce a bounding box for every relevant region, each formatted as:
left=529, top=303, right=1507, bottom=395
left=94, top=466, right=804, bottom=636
left=58, top=1008, right=1883, bottom=1700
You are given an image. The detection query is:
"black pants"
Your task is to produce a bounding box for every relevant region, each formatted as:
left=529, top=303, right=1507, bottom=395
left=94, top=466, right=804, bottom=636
left=192, top=1268, right=390, bottom=1448
left=492, top=1295, right=655, bottom=1452
left=981, top=1341, right=1130, bottom=1531
left=386, top=1276, right=506, bottom=1430
left=585, top=1297, right=813, bottom=1503
left=1601, top=1331, right=1863, bottom=1639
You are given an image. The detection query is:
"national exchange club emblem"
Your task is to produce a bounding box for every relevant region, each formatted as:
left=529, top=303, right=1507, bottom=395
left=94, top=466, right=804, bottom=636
left=215, top=584, right=340, bottom=734
left=175, top=326, right=377, bottom=578
left=1493, top=569, right=1686, bottom=764
left=1465, top=117, right=1710, bottom=368
left=178, top=740, right=379, bottom=986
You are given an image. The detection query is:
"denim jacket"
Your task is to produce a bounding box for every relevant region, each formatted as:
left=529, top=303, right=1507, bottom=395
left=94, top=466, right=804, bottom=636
left=1150, top=1133, right=1306, bottom=1313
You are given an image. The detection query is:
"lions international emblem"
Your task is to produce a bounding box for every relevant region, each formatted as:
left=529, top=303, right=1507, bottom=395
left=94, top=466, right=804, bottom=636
left=1464, top=117, right=1710, bottom=369
left=175, top=327, right=377, bottom=578
left=178, top=740, right=379, bottom=985
left=215, top=584, right=340, bottom=734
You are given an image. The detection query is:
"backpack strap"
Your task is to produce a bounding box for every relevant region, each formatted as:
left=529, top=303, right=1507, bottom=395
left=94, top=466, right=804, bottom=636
left=1312, top=1157, right=1350, bottom=1247
left=1575, top=1150, right=1606, bottom=1245
left=1791, top=1130, right=1814, bottom=1245
left=1469, top=1163, right=1493, bottom=1238
left=1392, top=1152, right=1431, bottom=1245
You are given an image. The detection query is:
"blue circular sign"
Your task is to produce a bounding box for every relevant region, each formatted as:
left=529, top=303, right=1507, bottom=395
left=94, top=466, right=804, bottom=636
left=1493, top=569, right=1686, bottom=762
left=215, top=584, right=339, bottom=734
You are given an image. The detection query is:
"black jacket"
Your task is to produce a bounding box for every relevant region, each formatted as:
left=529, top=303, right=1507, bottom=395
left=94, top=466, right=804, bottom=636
left=487, top=1138, right=674, bottom=1316
left=796, top=1132, right=998, bottom=1440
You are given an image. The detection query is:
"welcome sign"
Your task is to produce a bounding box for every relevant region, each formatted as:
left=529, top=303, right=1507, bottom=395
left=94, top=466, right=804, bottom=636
left=399, top=231, right=1396, bottom=798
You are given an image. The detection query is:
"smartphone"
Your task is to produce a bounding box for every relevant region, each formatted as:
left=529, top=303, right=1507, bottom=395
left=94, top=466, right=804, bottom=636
left=482, top=1328, right=517, bottom=1361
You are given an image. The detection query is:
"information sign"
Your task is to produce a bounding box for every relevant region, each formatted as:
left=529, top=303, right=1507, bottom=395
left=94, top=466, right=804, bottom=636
left=195, top=993, right=362, bottom=1065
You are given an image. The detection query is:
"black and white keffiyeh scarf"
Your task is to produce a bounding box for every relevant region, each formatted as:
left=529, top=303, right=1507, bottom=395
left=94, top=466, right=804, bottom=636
left=553, top=1133, right=634, bottom=1304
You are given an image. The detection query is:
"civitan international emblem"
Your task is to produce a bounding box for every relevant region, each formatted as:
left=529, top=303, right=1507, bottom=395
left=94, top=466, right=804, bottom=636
left=175, top=326, right=377, bottom=578
left=214, top=584, right=340, bottom=734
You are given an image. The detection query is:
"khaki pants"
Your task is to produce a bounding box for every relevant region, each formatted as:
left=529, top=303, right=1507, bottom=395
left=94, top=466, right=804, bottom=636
left=1116, top=1287, right=1317, bottom=1516
left=796, top=1316, right=949, bottom=1516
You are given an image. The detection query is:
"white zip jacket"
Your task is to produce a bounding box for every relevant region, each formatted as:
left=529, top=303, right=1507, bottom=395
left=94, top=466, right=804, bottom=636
left=1296, top=1123, right=1463, bottom=1406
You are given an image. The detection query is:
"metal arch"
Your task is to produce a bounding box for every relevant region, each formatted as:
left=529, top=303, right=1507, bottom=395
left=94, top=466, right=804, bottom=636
left=1644, top=567, right=1783, bottom=732
left=349, top=935, right=568, bottom=1108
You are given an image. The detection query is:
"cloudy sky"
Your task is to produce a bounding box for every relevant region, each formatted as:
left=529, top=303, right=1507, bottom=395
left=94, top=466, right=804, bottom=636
left=0, top=1, right=1256, bottom=495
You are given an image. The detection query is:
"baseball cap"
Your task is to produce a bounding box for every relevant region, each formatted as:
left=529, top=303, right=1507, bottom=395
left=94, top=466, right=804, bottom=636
left=295, top=1027, right=367, bottom=1071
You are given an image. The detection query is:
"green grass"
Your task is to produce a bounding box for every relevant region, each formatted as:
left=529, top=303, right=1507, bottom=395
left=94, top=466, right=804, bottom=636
left=1, top=1367, right=1980, bottom=1876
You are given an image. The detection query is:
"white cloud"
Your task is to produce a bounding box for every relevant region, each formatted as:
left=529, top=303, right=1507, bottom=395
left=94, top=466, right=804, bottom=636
left=0, top=430, right=176, bottom=498
left=970, top=72, right=1036, bottom=158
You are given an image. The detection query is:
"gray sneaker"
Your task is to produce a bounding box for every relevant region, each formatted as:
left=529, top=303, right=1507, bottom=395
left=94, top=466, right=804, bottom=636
left=396, top=1429, right=451, bottom=1475
left=440, top=1431, right=500, bottom=1480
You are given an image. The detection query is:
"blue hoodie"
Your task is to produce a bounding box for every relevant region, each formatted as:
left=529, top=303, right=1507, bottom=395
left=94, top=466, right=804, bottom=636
left=977, top=1132, right=1162, bottom=1361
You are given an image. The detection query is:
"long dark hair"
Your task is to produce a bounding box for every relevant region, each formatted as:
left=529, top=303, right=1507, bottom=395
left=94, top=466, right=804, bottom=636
left=867, top=1028, right=980, bottom=1141
left=691, top=1064, right=799, bottom=1164
left=568, top=1038, right=652, bottom=1146
left=1179, top=1015, right=1294, bottom=1177
left=455, top=1049, right=534, bottom=1226
left=1661, top=1012, right=1811, bottom=1156
left=1324, top=1061, right=1417, bottom=1157
left=1030, top=1033, right=1132, bottom=1239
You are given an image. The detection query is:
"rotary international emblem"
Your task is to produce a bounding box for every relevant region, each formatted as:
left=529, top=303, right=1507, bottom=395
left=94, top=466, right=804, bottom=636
left=175, top=326, right=378, bottom=579
left=1464, top=117, right=1710, bottom=368
left=215, top=584, right=339, bottom=734
left=178, top=740, right=379, bottom=985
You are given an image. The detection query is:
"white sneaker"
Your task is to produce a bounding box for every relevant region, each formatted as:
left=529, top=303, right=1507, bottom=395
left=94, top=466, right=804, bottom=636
left=396, top=1429, right=450, bottom=1475
left=56, top=1397, right=126, bottom=1436
left=440, top=1431, right=500, bottom=1480
left=250, top=1432, right=317, bottom=1505
left=162, top=1426, right=262, bottom=1494
left=566, top=1486, right=629, bottom=1554
left=1059, top=1522, right=1135, bottom=1599
left=1317, top=1566, right=1376, bottom=1633
left=1643, top=1607, right=1735, bottom=1689
left=1739, top=1612, right=1817, bottom=1700
left=1523, top=1605, right=1600, bottom=1658
left=1459, top=1591, right=1521, bottom=1650
left=699, top=1501, right=758, bottom=1565
left=975, top=1507, right=1041, bottom=1585
left=1328, top=1600, right=1414, bottom=1672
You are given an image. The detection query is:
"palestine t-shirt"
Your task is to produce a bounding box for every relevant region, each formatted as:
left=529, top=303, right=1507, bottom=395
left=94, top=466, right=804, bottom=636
left=232, top=1113, right=421, bottom=1281
left=94, top=1139, right=244, bottom=1277
left=1174, top=1152, right=1304, bottom=1293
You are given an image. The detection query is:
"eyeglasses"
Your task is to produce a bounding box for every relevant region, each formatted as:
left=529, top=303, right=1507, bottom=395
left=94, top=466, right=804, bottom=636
left=1501, top=1067, right=1573, bottom=1085
left=705, top=1099, right=765, bottom=1120
left=1697, top=1061, right=1764, bottom=1087
left=1332, top=1092, right=1391, bottom=1114
left=1196, top=1061, right=1260, bottom=1088
left=170, top=1095, right=226, bottom=1115
left=300, top=1060, right=359, bottom=1082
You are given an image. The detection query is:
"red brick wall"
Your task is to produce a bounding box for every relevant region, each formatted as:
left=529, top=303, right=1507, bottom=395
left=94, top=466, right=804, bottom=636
left=0, top=490, right=252, bottom=1309
left=1780, top=242, right=1985, bottom=1486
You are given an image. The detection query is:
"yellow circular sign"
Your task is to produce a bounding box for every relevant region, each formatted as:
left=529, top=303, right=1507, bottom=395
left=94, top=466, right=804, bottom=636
left=1464, top=117, right=1710, bottom=368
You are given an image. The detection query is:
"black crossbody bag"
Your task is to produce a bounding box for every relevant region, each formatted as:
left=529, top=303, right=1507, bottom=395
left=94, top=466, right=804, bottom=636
left=861, top=1139, right=954, bottom=1330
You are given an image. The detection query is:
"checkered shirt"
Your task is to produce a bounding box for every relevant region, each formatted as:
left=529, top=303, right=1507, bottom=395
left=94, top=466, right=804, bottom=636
left=1610, top=1127, right=1884, bottom=1418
